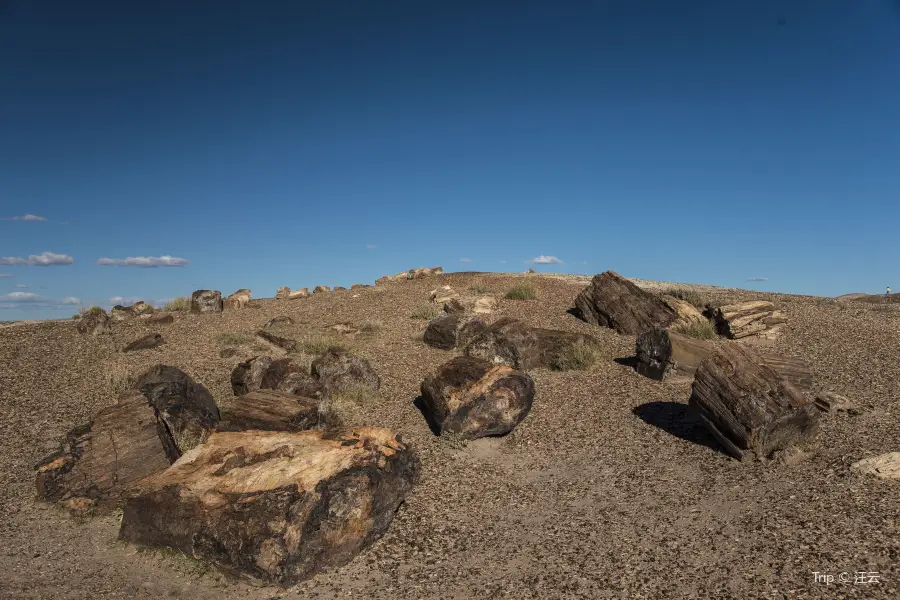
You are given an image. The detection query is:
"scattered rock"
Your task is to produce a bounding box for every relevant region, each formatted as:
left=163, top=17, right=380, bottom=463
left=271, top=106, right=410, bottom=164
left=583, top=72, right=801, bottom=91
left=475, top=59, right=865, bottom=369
left=225, top=288, right=252, bottom=309
left=118, top=428, right=418, bottom=586
left=110, top=305, right=137, bottom=322
left=313, top=285, right=330, bottom=294
left=814, top=392, right=861, bottom=415
left=443, top=298, right=466, bottom=314
left=424, top=314, right=487, bottom=350
left=710, top=301, right=786, bottom=340
left=333, top=286, right=347, bottom=292
left=217, top=390, right=320, bottom=432
left=276, top=372, right=324, bottom=399
left=146, top=312, right=174, bottom=325
left=311, top=348, right=380, bottom=394
left=256, top=330, right=298, bottom=353
left=328, top=323, right=359, bottom=336
left=122, top=333, right=165, bottom=353
left=136, top=365, right=221, bottom=462
left=219, top=347, right=238, bottom=359
left=689, top=344, right=819, bottom=461
left=472, top=296, right=498, bottom=315
left=420, top=356, right=534, bottom=440
left=276, top=286, right=291, bottom=300
left=263, top=316, right=295, bottom=329
left=289, top=288, right=311, bottom=299
left=573, top=271, right=677, bottom=335
left=429, top=285, right=460, bottom=304
left=851, top=452, right=900, bottom=480
left=190, top=290, right=223, bottom=314
left=132, top=301, right=153, bottom=315
left=350, top=284, right=368, bottom=290
left=75, top=309, right=111, bottom=335
left=34, top=390, right=171, bottom=515
left=231, top=356, right=274, bottom=395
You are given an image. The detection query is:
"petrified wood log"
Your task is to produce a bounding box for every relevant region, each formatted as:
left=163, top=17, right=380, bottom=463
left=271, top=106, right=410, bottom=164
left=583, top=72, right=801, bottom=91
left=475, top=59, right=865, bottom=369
left=311, top=349, right=380, bottom=394
left=122, top=333, right=164, bottom=353
left=711, top=300, right=786, bottom=340
left=190, top=290, right=223, bottom=314
left=34, top=390, right=171, bottom=515
left=75, top=309, right=111, bottom=335
left=225, top=289, right=252, bottom=309
left=146, top=313, right=175, bottom=325
left=420, top=356, right=535, bottom=439
left=573, top=270, right=677, bottom=334
left=263, top=315, right=294, bottom=329
left=136, top=365, right=220, bottom=462
left=231, top=355, right=275, bottom=395
left=661, top=295, right=706, bottom=328
left=464, top=317, right=541, bottom=369
left=689, top=344, right=819, bottom=461
left=118, top=428, right=418, bottom=586
left=423, top=314, right=487, bottom=350
left=531, top=328, right=601, bottom=369
left=217, top=390, right=319, bottom=432
left=256, top=330, right=298, bottom=353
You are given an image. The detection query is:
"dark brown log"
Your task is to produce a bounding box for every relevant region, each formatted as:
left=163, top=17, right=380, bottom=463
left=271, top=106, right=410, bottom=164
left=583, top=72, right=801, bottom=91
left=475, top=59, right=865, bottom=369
left=689, top=344, right=819, bottom=461
left=256, top=330, right=298, bottom=353
left=190, top=290, right=223, bottom=313
left=217, top=390, right=319, bottom=432
left=34, top=391, right=170, bottom=515
left=118, top=428, right=418, bottom=586
left=122, top=333, right=164, bottom=353
left=531, top=328, right=601, bottom=370
left=311, top=349, right=380, bottom=394
left=136, top=365, right=220, bottom=462
left=573, top=271, right=677, bottom=335
left=420, top=356, right=534, bottom=439
left=443, top=298, right=466, bottom=314
left=463, top=317, right=541, bottom=369
left=75, top=309, right=111, bottom=335
left=275, top=372, right=324, bottom=398
left=423, top=314, right=486, bottom=350
left=231, top=355, right=274, bottom=395
left=146, top=313, right=174, bottom=325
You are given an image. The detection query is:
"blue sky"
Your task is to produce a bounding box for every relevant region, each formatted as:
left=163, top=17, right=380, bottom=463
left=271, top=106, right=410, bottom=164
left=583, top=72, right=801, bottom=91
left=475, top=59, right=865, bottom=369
left=2, top=1, right=899, bottom=319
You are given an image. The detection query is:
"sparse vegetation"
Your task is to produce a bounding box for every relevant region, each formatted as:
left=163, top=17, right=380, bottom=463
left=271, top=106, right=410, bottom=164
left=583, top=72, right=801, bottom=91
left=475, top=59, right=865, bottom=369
left=504, top=280, right=538, bottom=300
left=672, top=319, right=719, bottom=340
left=302, top=335, right=347, bottom=355
left=107, top=369, right=138, bottom=395
left=318, top=384, right=377, bottom=429
left=469, top=282, right=489, bottom=294
left=173, top=429, right=203, bottom=454
left=662, top=287, right=709, bottom=310
left=359, top=320, right=382, bottom=334
left=550, top=339, right=604, bottom=371
left=410, top=304, right=442, bottom=320
left=163, top=297, right=192, bottom=311
left=217, top=332, right=251, bottom=346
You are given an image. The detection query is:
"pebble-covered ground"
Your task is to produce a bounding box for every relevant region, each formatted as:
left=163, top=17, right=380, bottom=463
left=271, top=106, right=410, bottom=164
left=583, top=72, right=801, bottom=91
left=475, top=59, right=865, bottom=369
left=1, top=273, right=897, bottom=599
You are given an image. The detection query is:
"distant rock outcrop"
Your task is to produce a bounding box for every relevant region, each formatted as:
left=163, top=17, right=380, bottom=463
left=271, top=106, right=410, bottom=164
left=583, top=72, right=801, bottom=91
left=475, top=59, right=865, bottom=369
left=225, top=289, right=251, bottom=309
left=190, top=290, right=223, bottom=314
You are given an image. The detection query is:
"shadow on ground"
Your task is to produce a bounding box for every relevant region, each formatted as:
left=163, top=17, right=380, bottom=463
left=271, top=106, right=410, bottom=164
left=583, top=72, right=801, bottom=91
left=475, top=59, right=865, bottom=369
left=632, top=401, right=724, bottom=454
left=413, top=396, right=441, bottom=436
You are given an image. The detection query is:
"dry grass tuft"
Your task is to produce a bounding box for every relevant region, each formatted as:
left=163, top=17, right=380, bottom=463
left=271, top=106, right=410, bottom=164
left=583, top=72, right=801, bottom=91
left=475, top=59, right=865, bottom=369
left=302, top=335, right=348, bottom=355
left=410, top=304, right=442, bottom=320
left=662, top=287, right=709, bottom=310
left=504, top=281, right=538, bottom=300
left=163, top=297, right=192, bottom=312
left=672, top=319, right=719, bottom=340
left=359, top=320, right=382, bottom=334
left=105, top=363, right=138, bottom=395
left=551, top=339, right=604, bottom=371
left=217, top=332, right=251, bottom=346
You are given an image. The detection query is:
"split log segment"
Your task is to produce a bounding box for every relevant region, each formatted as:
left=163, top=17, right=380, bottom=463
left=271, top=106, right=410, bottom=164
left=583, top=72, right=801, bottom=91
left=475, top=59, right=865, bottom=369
left=118, top=428, right=418, bottom=586
left=711, top=301, right=786, bottom=340
left=423, top=314, right=487, bottom=350
left=689, top=344, right=819, bottom=461
left=217, top=390, right=319, bottom=432
left=573, top=270, right=677, bottom=335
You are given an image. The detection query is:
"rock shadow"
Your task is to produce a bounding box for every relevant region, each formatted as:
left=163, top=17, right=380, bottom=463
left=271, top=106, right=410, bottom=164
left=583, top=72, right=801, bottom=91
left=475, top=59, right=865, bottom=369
left=614, top=356, right=638, bottom=368
left=413, top=396, right=441, bottom=436
left=632, top=401, right=724, bottom=454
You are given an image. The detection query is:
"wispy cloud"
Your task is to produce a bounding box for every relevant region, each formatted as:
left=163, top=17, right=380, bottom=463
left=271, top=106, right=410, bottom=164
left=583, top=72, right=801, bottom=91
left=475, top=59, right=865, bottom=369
left=15, top=284, right=28, bottom=289
left=0, top=252, right=73, bottom=266
left=2, top=292, right=41, bottom=302
left=746, top=277, right=769, bottom=282
left=0, top=292, right=85, bottom=310
left=366, top=244, right=377, bottom=249
left=62, top=297, right=81, bottom=305
left=526, top=255, right=563, bottom=265
left=96, top=255, right=189, bottom=268
left=0, top=274, right=13, bottom=278
left=459, top=257, right=473, bottom=263
left=2, top=214, right=47, bottom=221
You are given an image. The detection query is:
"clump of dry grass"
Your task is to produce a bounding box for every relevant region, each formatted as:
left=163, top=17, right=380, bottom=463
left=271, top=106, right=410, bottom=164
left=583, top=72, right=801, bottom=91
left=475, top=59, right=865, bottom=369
left=163, top=297, right=192, bottom=311
left=672, top=319, right=719, bottom=340
left=550, top=339, right=603, bottom=371
left=217, top=332, right=251, bottom=346
left=302, top=335, right=347, bottom=355
left=173, top=429, right=203, bottom=454
left=317, top=384, right=377, bottom=429
left=359, top=320, right=382, bottom=334
left=411, top=304, right=442, bottom=320
left=469, top=281, right=489, bottom=294
left=505, top=280, right=538, bottom=300
left=105, top=363, right=138, bottom=395
left=662, top=287, right=709, bottom=310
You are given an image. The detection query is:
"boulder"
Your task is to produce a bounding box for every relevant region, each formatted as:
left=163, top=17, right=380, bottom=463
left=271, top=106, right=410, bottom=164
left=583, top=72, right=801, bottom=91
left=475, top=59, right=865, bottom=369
left=289, top=288, right=310, bottom=299
left=710, top=301, right=786, bottom=340
left=443, top=298, right=466, bottom=314
left=118, top=428, right=419, bottom=586
left=423, top=314, right=487, bottom=350
left=132, top=301, right=153, bottom=315
left=122, top=333, right=165, bottom=353
left=851, top=453, right=900, bottom=480
left=472, top=296, right=498, bottom=315
left=573, top=271, right=677, bottom=335
left=313, top=285, right=330, bottom=294
left=136, top=365, right=221, bottom=462
left=689, top=344, right=819, bottom=461
left=420, top=356, right=534, bottom=440
left=225, top=289, right=252, bottom=310
left=276, top=372, right=324, bottom=399
left=217, top=390, right=320, bottom=433
left=276, top=286, right=292, bottom=300
left=333, top=286, right=347, bottom=292
left=429, top=285, right=460, bottom=304
left=75, top=309, right=111, bottom=335
left=464, top=318, right=541, bottom=369
left=110, top=305, right=137, bottom=322
left=146, top=312, right=174, bottom=325
left=311, top=348, right=380, bottom=394
left=260, top=358, right=303, bottom=390
left=263, top=315, right=294, bottom=329
left=256, top=330, right=298, bottom=353
left=191, top=290, right=223, bottom=314
left=231, top=356, right=275, bottom=395
left=34, top=390, right=171, bottom=515
left=661, top=295, right=706, bottom=329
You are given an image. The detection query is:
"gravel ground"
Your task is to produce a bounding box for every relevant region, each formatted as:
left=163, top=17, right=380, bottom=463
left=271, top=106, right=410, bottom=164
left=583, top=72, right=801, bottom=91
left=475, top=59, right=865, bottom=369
left=1, top=273, right=897, bottom=599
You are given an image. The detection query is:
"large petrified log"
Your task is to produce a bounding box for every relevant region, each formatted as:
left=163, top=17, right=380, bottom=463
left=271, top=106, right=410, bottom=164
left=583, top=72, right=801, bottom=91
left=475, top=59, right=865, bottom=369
left=191, top=290, right=223, bottom=314
left=689, top=344, right=819, bottom=461
left=75, top=308, right=111, bottom=335
left=710, top=300, right=786, bottom=340
left=122, top=333, right=164, bottom=353
left=463, top=318, right=599, bottom=370
left=231, top=355, right=275, bottom=395
left=311, top=348, right=380, bottom=394
left=420, top=356, right=535, bottom=439
left=635, top=328, right=813, bottom=390
left=423, top=314, right=487, bottom=350
left=118, top=428, right=418, bottom=586
left=225, top=288, right=252, bottom=309
left=256, top=330, right=298, bottom=353
left=217, top=390, right=319, bottom=432
left=573, top=270, right=677, bottom=334
left=660, top=295, right=706, bottom=328
left=34, top=390, right=171, bottom=515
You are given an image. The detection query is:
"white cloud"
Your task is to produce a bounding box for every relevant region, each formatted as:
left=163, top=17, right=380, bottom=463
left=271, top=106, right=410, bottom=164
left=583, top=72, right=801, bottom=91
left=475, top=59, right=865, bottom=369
left=459, top=258, right=473, bottom=263
left=746, top=277, right=769, bottom=282
left=366, top=244, right=377, bottom=249
left=96, top=255, right=189, bottom=268
left=0, top=252, right=73, bottom=266
left=62, top=297, right=81, bottom=305
left=526, top=255, right=563, bottom=265
left=3, top=214, right=47, bottom=221
left=2, top=292, right=41, bottom=302
left=15, top=284, right=28, bottom=288
left=0, top=274, right=13, bottom=278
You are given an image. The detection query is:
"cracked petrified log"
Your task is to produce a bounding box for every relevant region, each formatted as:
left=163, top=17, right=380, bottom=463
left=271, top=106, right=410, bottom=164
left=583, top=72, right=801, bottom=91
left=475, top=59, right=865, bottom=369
left=635, top=329, right=812, bottom=390
left=710, top=300, right=786, bottom=340
left=122, top=333, right=164, bottom=352
left=225, top=289, right=252, bottom=309
left=573, top=270, right=677, bottom=335
left=420, top=356, right=535, bottom=439
left=423, top=314, right=487, bottom=350
left=217, top=390, right=319, bottom=432
left=311, top=348, right=380, bottom=394
left=191, top=290, right=223, bottom=313
left=689, top=344, right=819, bottom=461
left=256, top=330, right=298, bottom=354
left=232, top=355, right=275, bottom=395
left=463, top=318, right=598, bottom=370
left=118, top=428, right=418, bottom=586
